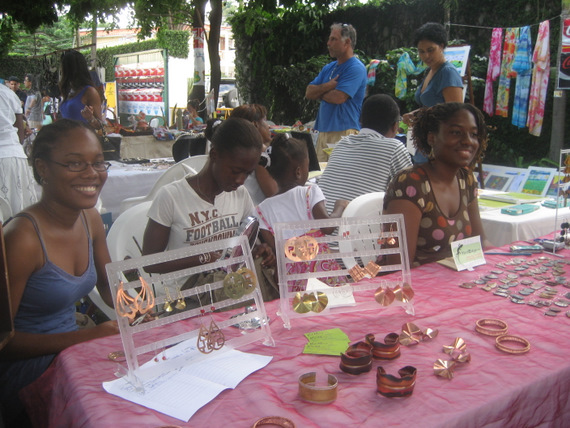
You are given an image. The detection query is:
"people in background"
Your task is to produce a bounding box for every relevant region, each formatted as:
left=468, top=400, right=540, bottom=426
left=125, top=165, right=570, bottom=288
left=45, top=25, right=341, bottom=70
left=255, top=133, right=348, bottom=290
left=183, top=99, right=204, bottom=129
left=59, top=50, right=103, bottom=130
left=403, top=22, right=464, bottom=163
left=7, top=76, right=27, bottom=107
left=318, top=94, right=412, bottom=214
left=41, top=89, right=54, bottom=126
left=230, top=104, right=278, bottom=205
left=383, top=103, right=491, bottom=267
left=305, top=23, right=367, bottom=162
left=0, top=83, right=37, bottom=221
left=23, top=74, right=43, bottom=130
left=0, top=119, right=119, bottom=425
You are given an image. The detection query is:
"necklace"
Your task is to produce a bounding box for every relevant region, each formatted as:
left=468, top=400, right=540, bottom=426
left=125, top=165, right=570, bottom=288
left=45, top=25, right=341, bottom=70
left=194, top=174, right=215, bottom=204
left=329, top=64, right=339, bottom=80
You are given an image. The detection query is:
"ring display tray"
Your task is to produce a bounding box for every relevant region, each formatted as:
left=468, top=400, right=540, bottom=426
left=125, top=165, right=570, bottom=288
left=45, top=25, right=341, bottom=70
left=106, top=235, right=274, bottom=391
left=275, top=214, right=414, bottom=329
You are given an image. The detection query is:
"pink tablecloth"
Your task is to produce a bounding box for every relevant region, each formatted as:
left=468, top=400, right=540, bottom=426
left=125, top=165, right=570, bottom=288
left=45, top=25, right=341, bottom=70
left=21, top=247, right=570, bottom=427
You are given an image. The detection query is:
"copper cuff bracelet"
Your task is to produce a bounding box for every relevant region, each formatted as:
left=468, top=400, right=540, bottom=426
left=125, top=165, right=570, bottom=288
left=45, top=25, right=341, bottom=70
left=298, top=372, right=338, bottom=404
left=376, top=366, right=417, bottom=397
left=365, top=333, right=401, bottom=360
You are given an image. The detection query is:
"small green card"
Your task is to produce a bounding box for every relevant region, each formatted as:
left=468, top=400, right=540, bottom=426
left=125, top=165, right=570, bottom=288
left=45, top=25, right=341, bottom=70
left=303, top=328, right=350, bottom=356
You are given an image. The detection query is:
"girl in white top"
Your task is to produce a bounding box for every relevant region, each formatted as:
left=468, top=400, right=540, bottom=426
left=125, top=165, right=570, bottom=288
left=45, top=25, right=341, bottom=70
left=255, top=134, right=348, bottom=291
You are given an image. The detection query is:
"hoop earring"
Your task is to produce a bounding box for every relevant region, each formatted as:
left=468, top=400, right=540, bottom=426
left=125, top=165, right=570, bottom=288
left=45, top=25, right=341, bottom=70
left=136, top=276, right=155, bottom=315
left=115, top=280, right=138, bottom=320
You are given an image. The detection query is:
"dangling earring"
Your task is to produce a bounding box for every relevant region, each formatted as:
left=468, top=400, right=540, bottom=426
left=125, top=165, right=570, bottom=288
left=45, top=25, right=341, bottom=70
left=387, top=224, right=396, bottom=246
left=175, top=287, right=187, bottom=310
left=136, top=276, right=155, bottom=315
left=428, top=146, right=435, bottom=160
left=115, top=280, right=138, bottom=320
left=206, top=284, right=225, bottom=351
left=196, top=291, right=213, bottom=354
left=163, top=285, right=174, bottom=313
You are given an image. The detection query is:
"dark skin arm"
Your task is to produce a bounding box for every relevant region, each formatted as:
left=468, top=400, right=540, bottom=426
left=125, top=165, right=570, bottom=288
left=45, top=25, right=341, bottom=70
left=255, top=165, right=278, bottom=198
left=141, top=219, right=221, bottom=273
left=142, top=218, right=274, bottom=271
left=14, top=113, right=25, bottom=143
left=313, top=199, right=349, bottom=235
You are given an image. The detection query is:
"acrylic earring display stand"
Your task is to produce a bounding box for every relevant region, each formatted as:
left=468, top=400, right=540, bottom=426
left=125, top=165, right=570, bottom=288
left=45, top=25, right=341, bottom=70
left=276, top=214, right=414, bottom=329
left=106, top=235, right=274, bottom=392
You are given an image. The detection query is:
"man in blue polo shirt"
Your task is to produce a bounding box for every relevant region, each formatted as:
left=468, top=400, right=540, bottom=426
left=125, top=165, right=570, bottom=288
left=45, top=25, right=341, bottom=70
left=305, top=23, right=367, bottom=162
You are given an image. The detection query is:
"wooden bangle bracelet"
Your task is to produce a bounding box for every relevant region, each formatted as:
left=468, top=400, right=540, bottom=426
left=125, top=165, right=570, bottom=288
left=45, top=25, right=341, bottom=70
left=475, top=319, right=509, bottom=336
left=495, top=334, right=531, bottom=354
left=298, top=372, right=338, bottom=404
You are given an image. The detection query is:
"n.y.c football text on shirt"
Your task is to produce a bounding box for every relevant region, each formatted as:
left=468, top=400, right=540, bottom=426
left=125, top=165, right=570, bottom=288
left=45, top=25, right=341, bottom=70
left=186, top=208, right=239, bottom=244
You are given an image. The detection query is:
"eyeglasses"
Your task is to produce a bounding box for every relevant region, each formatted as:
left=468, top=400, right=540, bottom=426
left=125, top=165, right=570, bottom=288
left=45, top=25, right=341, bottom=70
left=48, top=159, right=111, bottom=172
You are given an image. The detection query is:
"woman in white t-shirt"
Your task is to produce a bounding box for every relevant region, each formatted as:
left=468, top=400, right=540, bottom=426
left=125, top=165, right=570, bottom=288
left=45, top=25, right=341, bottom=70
left=142, top=117, right=275, bottom=271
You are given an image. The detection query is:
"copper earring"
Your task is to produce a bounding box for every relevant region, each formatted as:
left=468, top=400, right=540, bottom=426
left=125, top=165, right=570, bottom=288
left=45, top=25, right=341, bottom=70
left=115, top=280, right=138, bottom=320
left=136, top=276, right=155, bottom=315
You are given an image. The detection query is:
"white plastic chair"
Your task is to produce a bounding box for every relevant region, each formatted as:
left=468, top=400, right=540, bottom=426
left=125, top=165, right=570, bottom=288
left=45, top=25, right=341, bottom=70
left=339, top=192, right=386, bottom=269
left=88, top=201, right=153, bottom=320
left=107, top=200, right=153, bottom=262
left=342, top=192, right=385, bottom=218
left=119, top=155, right=208, bottom=214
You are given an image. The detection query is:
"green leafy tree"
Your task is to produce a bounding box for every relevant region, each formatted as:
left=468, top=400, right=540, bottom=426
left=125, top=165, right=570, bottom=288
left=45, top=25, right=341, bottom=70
left=9, top=19, right=75, bottom=56
left=133, top=0, right=225, bottom=110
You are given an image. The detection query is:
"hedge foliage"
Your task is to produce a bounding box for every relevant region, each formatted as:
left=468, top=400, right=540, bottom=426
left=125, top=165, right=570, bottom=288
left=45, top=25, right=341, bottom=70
left=230, top=0, right=568, bottom=166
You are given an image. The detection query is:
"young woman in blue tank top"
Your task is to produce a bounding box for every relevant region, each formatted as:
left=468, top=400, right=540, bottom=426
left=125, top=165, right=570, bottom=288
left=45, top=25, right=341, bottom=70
left=0, top=120, right=119, bottom=425
left=58, top=50, right=104, bottom=130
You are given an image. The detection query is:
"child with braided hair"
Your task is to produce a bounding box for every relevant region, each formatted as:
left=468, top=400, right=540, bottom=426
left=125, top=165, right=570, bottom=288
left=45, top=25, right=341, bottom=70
left=255, top=133, right=348, bottom=291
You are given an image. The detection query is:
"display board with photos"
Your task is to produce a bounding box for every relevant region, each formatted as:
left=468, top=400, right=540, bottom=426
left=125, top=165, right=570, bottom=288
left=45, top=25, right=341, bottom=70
left=481, top=164, right=528, bottom=193
left=275, top=215, right=414, bottom=329
left=105, top=235, right=274, bottom=392
left=517, top=166, right=557, bottom=197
